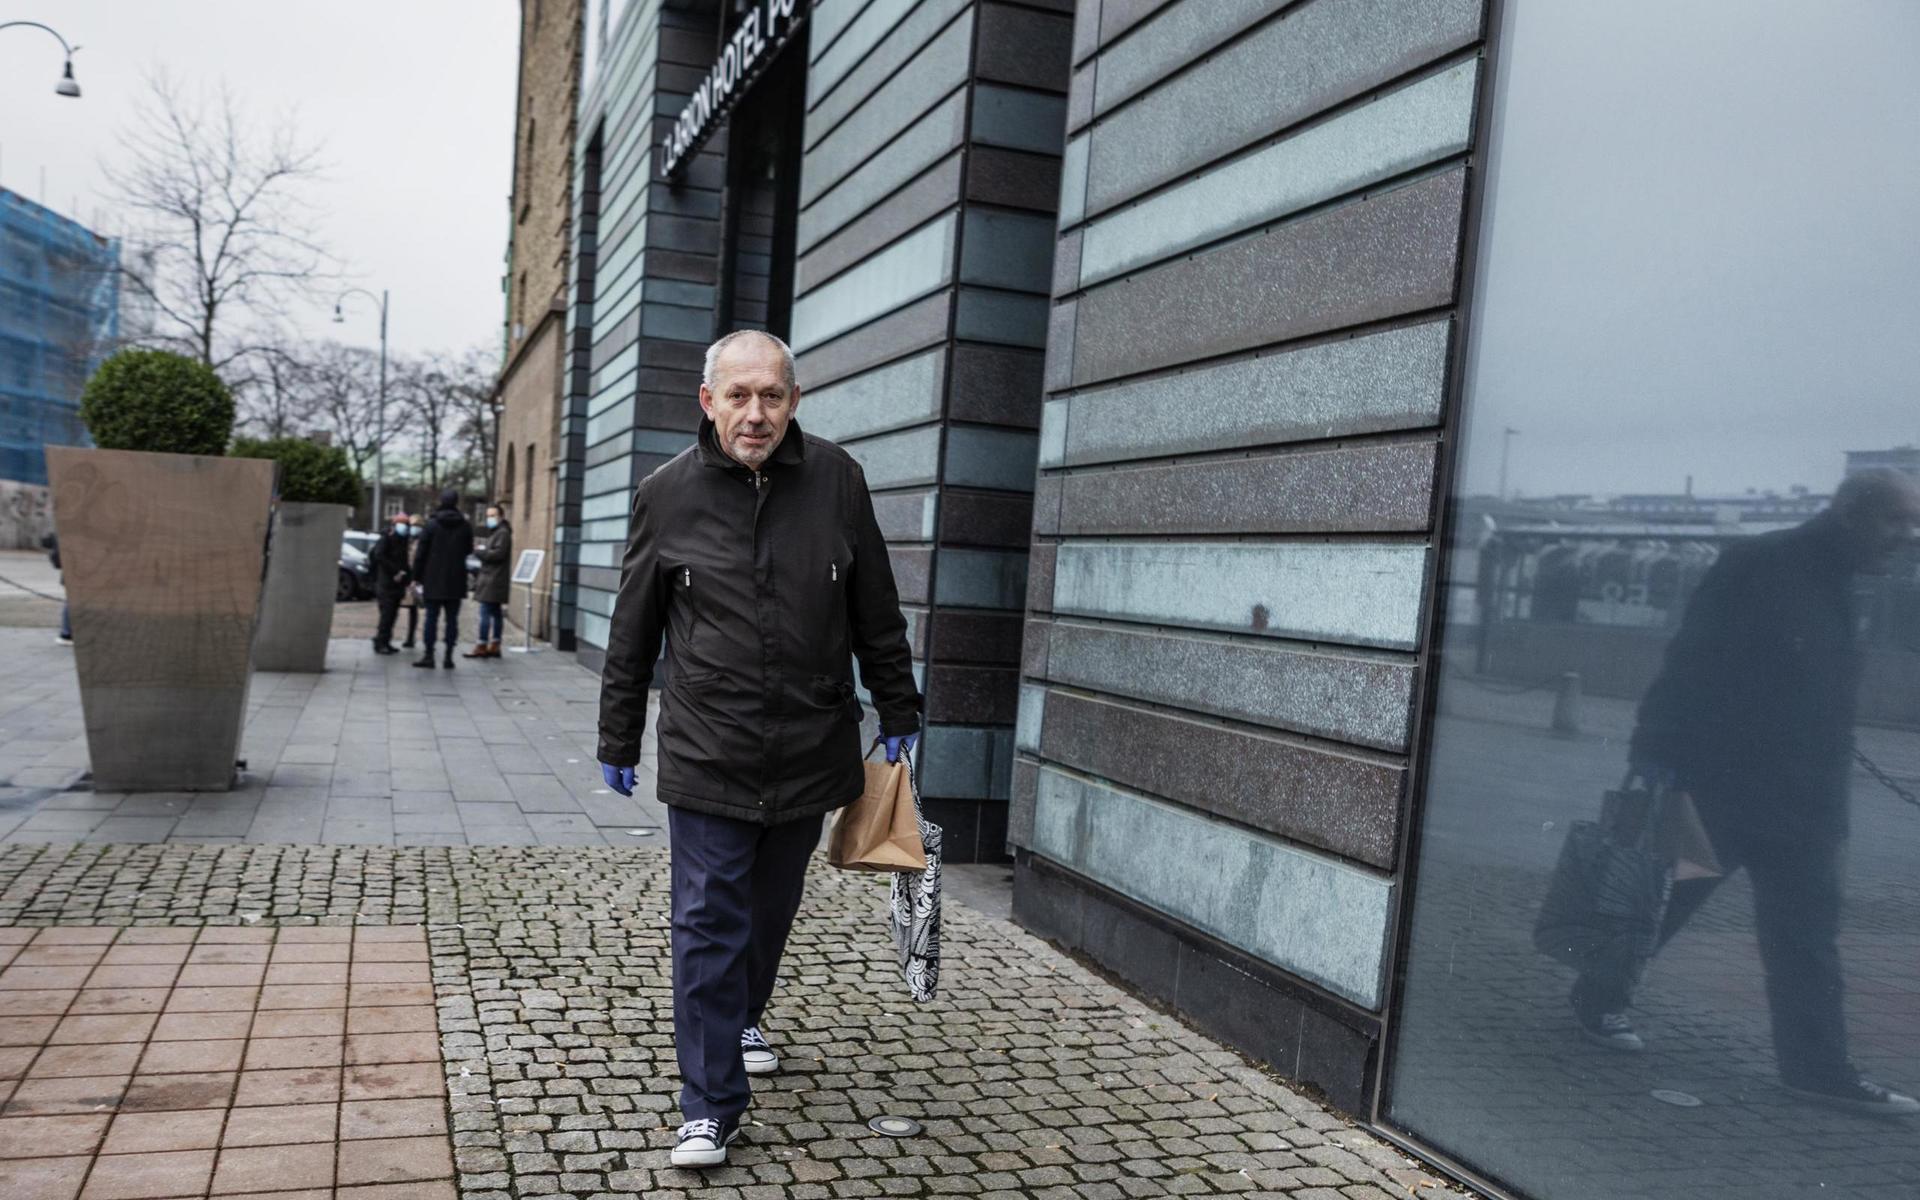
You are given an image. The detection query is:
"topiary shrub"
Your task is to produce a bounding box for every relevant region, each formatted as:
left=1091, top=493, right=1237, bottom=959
left=231, top=436, right=363, bottom=506
left=80, top=348, right=236, bottom=457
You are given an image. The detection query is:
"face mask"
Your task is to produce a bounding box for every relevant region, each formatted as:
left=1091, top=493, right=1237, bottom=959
left=486, top=518, right=499, bottom=529
left=410, top=526, right=423, bottom=537
left=393, top=523, right=407, bottom=534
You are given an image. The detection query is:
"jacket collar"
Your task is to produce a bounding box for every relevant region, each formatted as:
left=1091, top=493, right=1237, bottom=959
left=696, top=416, right=807, bottom=470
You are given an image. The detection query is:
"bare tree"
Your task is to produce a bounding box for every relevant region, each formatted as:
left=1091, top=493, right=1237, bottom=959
left=306, top=341, right=396, bottom=478
left=443, top=348, right=503, bottom=501
left=103, top=72, right=333, bottom=374
left=234, top=338, right=318, bottom=439
left=395, top=355, right=457, bottom=494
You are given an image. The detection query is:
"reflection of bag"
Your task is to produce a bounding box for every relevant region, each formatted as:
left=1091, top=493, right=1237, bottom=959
left=827, top=747, right=927, bottom=872
left=1533, top=777, right=1680, bottom=983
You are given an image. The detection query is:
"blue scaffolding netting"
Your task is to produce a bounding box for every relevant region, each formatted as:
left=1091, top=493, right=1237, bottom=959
left=0, top=188, right=120, bottom=487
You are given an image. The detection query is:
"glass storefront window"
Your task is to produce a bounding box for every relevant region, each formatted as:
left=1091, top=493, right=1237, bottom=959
left=1386, top=4, right=1920, bottom=1198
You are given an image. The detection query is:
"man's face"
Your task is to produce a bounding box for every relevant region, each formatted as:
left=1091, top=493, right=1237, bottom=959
left=699, top=336, right=799, bottom=470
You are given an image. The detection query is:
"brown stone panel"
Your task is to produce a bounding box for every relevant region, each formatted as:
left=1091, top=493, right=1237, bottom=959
left=928, top=610, right=1025, bottom=665
left=964, top=147, right=1063, bottom=214
left=1056, top=440, right=1439, bottom=536
left=948, top=344, right=1045, bottom=428
left=1072, top=168, right=1465, bottom=387
left=976, top=2, right=1075, bottom=92
left=926, top=663, right=1021, bottom=724
left=889, top=546, right=935, bottom=606
left=796, top=154, right=964, bottom=297
left=938, top=490, right=1036, bottom=549
left=1038, top=690, right=1404, bottom=868
left=796, top=291, right=954, bottom=390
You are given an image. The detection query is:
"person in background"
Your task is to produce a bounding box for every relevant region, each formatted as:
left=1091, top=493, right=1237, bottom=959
left=400, top=515, right=427, bottom=648
left=370, top=514, right=413, bottom=656
left=411, top=488, right=474, bottom=670
left=467, top=503, right=513, bottom=659
left=41, top=531, right=69, bottom=645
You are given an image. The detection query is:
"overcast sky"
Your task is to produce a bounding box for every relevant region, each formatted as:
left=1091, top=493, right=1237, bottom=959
left=1458, top=0, right=1920, bottom=500
left=0, top=1, right=519, bottom=359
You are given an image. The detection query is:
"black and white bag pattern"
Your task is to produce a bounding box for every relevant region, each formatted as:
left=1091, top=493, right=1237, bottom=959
left=888, top=750, right=942, bottom=1002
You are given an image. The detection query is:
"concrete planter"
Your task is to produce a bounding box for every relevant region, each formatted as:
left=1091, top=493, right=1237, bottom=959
left=47, top=446, right=274, bottom=792
left=253, top=501, right=349, bottom=672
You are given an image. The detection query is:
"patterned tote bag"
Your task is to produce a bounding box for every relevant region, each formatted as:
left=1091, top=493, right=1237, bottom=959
left=888, top=748, right=943, bottom=1002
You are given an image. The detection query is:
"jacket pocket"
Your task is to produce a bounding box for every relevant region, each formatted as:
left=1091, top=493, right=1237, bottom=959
left=809, top=675, right=862, bottom=724
left=669, top=563, right=698, bottom=653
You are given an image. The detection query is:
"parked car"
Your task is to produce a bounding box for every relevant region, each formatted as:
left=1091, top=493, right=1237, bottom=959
left=339, top=538, right=374, bottom=602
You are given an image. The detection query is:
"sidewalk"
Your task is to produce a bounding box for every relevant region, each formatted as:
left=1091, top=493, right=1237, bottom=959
left=0, top=621, right=1469, bottom=1198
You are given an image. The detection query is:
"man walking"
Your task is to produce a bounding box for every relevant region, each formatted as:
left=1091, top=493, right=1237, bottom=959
left=596, top=330, right=922, bottom=1167
left=370, top=512, right=412, bottom=655
left=411, top=488, right=474, bottom=670
left=467, top=503, right=512, bottom=658
left=1575, top=468, right=1920, bottom=1117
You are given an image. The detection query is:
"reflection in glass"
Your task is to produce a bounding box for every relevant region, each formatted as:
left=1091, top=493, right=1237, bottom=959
left=1386, top=3, right=1920, bottom=1198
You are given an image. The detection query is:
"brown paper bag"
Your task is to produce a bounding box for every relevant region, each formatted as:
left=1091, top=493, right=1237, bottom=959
left=1657, top=790, right=1725, bottom=881
left=828, top=757, right=927, bottom=872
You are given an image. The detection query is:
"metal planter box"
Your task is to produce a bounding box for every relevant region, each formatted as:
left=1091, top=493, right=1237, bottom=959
left=253, top=501, right=350, bottom=672
left=47, top=446, right=274, bottom=792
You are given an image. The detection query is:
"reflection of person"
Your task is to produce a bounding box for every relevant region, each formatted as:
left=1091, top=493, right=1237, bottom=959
left=1573, top=469, right=1920, bottom=1117
left=410, top=488, right=474, bottom=670
left=594, top=331, right=922, bottom=1168
left=467, top=504, right=512, bottom=659
left=41, top=532, right=70, bottom=645
left=370, top=514, right=412, bottom=656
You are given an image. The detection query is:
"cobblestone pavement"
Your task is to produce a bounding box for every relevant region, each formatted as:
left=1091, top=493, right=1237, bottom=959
left=0, top=842, right=1469, bottom=1199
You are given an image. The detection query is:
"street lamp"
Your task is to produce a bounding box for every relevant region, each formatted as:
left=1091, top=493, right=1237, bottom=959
left=0, top=22, right=84, bottom=98
left=335, top=288, right=390, bottom=527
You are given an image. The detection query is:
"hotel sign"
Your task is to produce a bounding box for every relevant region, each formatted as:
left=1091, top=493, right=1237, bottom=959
left=661, top=0, right=812, bottom=180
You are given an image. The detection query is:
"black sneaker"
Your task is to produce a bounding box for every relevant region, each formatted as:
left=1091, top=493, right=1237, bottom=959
left=1574, top=1005, right=1645, bottom=1053
left=671, top=1116, right=741, bottom=1167
left=413, top=653, right=436, bottom=669
left=1784, top=1075, right=1920, bottom=1118
left=741, top=1025, right=778, bottom=1075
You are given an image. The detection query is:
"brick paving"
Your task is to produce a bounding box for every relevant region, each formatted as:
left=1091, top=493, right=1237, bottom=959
left=0, top=922, right=450, bottom=1199
left=0, top=842, right=1466, bottom=1198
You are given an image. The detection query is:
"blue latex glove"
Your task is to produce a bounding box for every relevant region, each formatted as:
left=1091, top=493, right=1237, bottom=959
left=884, top=733, right=919, bottom=764
left=601, top=762, right=636, bottom=796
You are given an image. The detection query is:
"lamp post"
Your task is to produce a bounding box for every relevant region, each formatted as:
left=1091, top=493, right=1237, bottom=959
left=334, top=288, right=389, bottom=527
left=0, top=21, right=83, bottom=97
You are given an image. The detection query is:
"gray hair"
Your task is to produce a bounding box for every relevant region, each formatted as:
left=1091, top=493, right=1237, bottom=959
left=702, top=330, right=796, bottom=391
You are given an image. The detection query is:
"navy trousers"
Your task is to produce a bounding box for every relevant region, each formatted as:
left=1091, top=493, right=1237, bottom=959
left=668, top=805, right=823, bottom=1123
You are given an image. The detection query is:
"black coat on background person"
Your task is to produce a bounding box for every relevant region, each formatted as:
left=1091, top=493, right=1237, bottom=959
left=371, top=527, right=411, bottom=599
left=1631, top=517, right=1861, bottom=844
left=473, top=519, right=513, bottom=606
left=597, top=418, right=922, bottom=826
left=411, top=498, right=475, bottom=602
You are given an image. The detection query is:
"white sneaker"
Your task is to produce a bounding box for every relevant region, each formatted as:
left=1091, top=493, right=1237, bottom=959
left=670, top=1116, right=740, bottom=1167
left=1577, top=1009, right=1646, bottom=1053
left=742, top=1025, right=778, bottom=1075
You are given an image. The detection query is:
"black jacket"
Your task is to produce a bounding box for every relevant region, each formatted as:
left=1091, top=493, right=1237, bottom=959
left=473, top=521, right=513, bottom=605
left=1632, top=518, right=1861, bottom=842
left=598, top=418, right=922, bottom=825
left=371, top=528, right=411, bottom=598
left=411, top=506, right=474, bottom=602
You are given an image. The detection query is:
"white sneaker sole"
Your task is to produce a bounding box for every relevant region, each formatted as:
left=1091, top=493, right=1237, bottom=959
left=744, top=1051, right=778, bottom=1075
left=670, top=1128, right=740, bottom=1167
left=1579, top=1026, right=1645, bottom=1053
left=1782, top=1084, right=1920, bottom=1118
